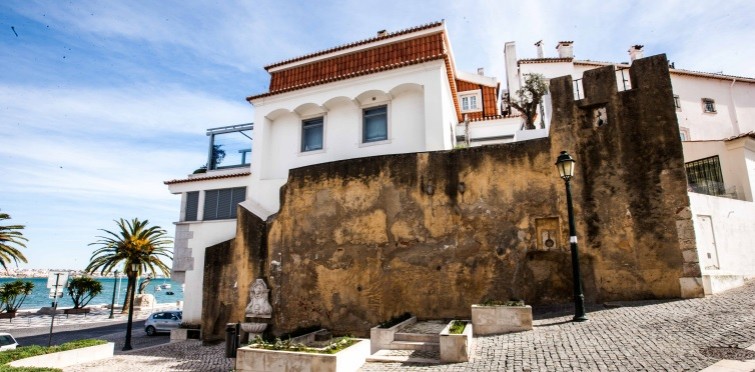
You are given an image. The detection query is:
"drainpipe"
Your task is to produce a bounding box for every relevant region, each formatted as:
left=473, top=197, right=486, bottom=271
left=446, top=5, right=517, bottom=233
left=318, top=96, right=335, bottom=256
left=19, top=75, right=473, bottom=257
left=729, top=79, right=741, bottom=136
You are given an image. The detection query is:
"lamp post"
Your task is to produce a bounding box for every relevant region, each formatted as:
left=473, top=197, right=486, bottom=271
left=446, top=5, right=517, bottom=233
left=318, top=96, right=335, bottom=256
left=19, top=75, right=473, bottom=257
left=123, top=263, right=139, bottom=351
left=109, top=270, right=119, bottom=319
left=555, top=151, right=588, bottom=322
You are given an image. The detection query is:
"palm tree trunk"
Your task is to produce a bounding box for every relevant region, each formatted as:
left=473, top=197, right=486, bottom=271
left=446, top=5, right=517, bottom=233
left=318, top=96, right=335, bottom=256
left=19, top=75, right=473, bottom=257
left=121, top=275, right=135, bottom=314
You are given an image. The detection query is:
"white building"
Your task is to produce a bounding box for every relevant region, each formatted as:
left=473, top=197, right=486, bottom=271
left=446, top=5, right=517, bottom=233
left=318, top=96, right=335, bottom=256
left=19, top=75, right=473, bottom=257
left=166, top=21, right=515, bottom=322
left=505, top=41, right=755, bottom=293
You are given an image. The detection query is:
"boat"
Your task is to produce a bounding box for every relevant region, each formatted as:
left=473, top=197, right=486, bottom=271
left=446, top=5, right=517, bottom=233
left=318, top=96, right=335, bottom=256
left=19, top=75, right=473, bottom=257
left=155, top=286, right=162, bottom=291
left=166, top=291, right=175, bottom=295
left=160, top=284, right=172, bottom=289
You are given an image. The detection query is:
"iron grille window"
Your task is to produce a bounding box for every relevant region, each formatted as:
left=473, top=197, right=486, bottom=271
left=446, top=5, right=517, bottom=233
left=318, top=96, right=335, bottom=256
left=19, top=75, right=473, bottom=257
left=203, top=187, right=246, bottom=220
left=685, top=156, right=725, bottom=196
left=702, top=98, right=716, bottom=113
left=185, top=191, right=199, bottom=222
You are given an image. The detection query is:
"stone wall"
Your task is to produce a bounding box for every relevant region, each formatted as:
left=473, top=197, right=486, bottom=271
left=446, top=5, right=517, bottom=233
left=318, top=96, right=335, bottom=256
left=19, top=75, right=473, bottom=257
left=201, top=207, right=267, bottom=342
left=204, top=54, right=699, bottom=339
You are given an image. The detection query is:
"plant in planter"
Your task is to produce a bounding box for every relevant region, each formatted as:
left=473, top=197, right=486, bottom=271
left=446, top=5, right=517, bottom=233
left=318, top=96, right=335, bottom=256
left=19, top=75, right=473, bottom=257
left=67, top=276, right=103, bottom=309
left=440, top=320, right=473, bottom=362
left=471, top=298, right=532, bottom=336
left=0, top=280, right=34, bottom=313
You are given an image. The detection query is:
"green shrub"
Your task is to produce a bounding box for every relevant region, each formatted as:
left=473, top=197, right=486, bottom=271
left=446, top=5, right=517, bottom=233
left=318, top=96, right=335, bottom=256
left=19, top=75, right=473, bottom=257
left=250, top=336, right=357, bottom=354
left=449, top=320, right=467, bottom=334
left=479, top=299, right=525, bottom=307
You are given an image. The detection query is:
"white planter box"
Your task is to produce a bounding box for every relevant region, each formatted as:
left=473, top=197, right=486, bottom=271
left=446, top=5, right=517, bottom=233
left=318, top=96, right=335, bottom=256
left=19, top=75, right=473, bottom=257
left=369, top=316, right=416, bottom=354
left=471, top=305, right=533, bottom=335
left=235, top=339, right=370, bottom=372
left=439, top=321, right=473, bottom=363
left=9, top=342, right=114, bottom=368
left=170, top=328, right=201, bottom=342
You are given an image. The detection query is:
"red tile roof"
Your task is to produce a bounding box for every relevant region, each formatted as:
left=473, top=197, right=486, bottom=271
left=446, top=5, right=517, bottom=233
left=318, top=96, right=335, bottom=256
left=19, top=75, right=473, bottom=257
left=264, top=21, right=444, bottom=70
left=725, top=131, right=755, bottom=141
left=164, top=171, right=251, bottom=185
left=519, top=57, right=573, bottom=65
left=456, top=79, right=499, bottom=119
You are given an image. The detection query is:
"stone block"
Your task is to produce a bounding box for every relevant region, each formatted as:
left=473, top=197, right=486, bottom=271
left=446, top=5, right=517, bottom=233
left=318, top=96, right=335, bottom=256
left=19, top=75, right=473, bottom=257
left=439, top=320, right=473, bottom=363
left=679, top=277, right=704, bottom=298
left=235, top=339, right=370, bottom=372
left=369, top=316, right=415, bottom=354
left=471, top=305, right=533, bottom=336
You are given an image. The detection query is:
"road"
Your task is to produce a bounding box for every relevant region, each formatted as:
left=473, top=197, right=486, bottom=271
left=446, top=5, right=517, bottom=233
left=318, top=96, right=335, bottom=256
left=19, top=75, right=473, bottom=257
left=15, top=320, right=147, bottom=347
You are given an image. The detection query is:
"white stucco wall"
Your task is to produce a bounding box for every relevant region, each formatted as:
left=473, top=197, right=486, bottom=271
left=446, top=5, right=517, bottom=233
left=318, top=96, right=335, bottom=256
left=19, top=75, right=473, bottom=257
left=688, top=192, right=755, bottom=279
left=249, top=60, right=455, bottom=215
left=683, top=138, right=755, bottom=201
left=167, top=173, right=252, bottom=323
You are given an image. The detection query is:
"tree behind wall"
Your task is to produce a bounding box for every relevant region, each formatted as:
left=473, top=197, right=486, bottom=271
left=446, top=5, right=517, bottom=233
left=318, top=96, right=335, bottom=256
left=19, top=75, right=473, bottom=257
left=86, top=218, right=172, bottom=313
left=510, top=73, right=549, bottom=130
left=0, top=211, right=29, bottom=271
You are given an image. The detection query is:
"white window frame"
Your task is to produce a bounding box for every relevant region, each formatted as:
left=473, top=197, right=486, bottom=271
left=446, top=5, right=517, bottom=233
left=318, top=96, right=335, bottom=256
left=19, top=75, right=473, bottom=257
left=459, top=90, right=482, bottom=113
left=359, top=102, right=391, bottom=147
left=299, top=115, right=326, bottom=155
left=673, top=94, right=681, bottom=111
left=679, top=127, right=690, bottom=141
left=702, top=98, right=716, bottom=113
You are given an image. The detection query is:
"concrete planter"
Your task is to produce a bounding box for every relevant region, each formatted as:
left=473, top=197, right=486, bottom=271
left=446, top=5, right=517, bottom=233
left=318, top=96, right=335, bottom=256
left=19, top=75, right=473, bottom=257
left=439, top=320, right=473, bottom=363
left=471, top=304, right=533, bottom=335
left=9, top=342, right=114, bottom=369
left=171, top=328, right=201, bottom=342
left=369, top=316, right=416, bottom=354
left=235, top=339, right=370, bottom=372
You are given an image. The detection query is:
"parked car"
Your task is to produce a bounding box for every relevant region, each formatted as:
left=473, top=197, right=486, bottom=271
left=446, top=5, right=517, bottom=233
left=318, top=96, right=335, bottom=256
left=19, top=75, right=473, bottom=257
left=0, top=333, right=18, bottom=351
left=144, top=310, right=182, bottom=336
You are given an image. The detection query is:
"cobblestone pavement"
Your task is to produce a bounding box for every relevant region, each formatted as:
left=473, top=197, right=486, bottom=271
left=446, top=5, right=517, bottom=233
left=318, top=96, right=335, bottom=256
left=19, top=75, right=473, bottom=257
left=361, top=281, right=755, bottom=371
left=22, top=282, right=755, bottom=371
left=64, top=340, right=232, bottom=372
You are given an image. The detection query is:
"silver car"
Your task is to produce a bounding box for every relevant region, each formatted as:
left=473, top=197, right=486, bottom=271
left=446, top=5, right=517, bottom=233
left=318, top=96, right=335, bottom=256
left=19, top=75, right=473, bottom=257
left=144, top=310, right=182, bottom=336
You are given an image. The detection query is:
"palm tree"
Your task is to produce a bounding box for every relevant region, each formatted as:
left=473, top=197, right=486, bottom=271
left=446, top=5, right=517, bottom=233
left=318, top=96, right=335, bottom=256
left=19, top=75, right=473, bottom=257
left=86, top=218, right=172, bottom=313
left=0, top=280, right=34, bottom=313
left=0, top=212, right=29, bottom=271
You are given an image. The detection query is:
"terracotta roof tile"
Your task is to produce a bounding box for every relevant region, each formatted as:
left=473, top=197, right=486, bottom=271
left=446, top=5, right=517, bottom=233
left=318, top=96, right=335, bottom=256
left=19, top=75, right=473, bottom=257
left=264, top=21, right=444, bottom=70
left=725, top=131, right=755, bottom=141
left=518, top=57, right=573, bottom=65
left=164, top=171, right=251, bottom=185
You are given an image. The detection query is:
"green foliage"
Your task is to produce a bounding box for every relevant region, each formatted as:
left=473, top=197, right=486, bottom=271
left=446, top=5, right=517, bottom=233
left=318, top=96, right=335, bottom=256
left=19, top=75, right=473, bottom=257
left=67, top=276, right=103, bottom=309
left=85, top=218, right=172, bottom=312
left=449, top=320, right=467, bottom=334
left=480, top=299, right=525, bottom=307
left=378, top=312, right=412, bottom=328
left=510, top=73, right=549, bottom=130
left=0, top=280, right=34, bottom=312
left=250, top=336, right=357, bottom=354
left=0, top=339, right=105, bottom=368
left=0, top=212, right=29, bottom=271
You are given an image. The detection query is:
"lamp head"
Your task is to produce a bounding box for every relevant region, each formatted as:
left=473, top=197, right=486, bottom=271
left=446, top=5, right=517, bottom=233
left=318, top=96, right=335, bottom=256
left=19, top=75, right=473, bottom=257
left=555, top=151, right=576, bottom=180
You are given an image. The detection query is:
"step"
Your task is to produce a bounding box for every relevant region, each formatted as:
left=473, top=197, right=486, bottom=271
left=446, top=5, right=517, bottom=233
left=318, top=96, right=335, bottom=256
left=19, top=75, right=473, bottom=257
left=388, top=340, right=440, bottom=352
left=366, top=349, right=440, bottom=364
left=394, top=332, right=439, bottom=343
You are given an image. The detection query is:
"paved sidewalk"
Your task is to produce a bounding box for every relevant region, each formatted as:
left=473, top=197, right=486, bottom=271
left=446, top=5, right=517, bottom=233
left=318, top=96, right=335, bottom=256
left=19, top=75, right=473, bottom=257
left=33, top=282, right=755, bottom=371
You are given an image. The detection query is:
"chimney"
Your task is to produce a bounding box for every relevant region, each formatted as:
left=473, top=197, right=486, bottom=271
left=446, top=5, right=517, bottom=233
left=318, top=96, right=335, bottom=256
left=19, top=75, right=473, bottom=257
left=629, top=45, right=644, bottom=62
left=534, top=40, right=544, bottom=58
left=556, top=41, right=574, bottom=58
left=376, top=30, right=387, bottom=37
left=477, top=67, right=485, bottom=76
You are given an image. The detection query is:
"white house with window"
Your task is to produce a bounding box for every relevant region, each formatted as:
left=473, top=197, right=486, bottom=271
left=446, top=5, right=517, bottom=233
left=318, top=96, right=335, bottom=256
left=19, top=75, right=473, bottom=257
left=505, top=41, right=755, bottom=293
left=164, top=123, right=252, bottom=323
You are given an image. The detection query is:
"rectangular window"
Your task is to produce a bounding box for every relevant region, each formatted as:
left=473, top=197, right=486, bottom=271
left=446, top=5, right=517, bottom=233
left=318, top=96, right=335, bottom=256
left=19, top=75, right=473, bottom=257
left=203, top=187, right=246, bottom=220
left=702, top=98, right=716, bottom=113
left=459, top=91, right=482, bottom=113
left=363, top=105, right=388, bottom=143
left=673, top=94, right=681, bottom=110
left=185, top=191, right=199, bottom=222
left=685, top=156, right=725, bottom=196
left=301, top=117, right=324, bottom=152
left=207, top=124, right=253, bottom=170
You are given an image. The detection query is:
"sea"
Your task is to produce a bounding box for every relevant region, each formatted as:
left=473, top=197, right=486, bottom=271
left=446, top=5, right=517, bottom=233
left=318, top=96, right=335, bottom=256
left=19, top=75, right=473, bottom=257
left=0, top=277, right=184, bottom=310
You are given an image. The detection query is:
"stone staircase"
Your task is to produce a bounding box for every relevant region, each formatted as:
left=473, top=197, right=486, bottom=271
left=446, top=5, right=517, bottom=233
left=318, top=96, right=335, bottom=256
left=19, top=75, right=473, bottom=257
left=367, top=319, right=446, bottom=364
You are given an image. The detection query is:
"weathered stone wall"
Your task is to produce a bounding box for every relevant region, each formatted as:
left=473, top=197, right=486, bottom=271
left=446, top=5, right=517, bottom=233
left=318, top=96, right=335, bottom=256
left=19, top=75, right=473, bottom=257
left=201, top=207, right=267, bottom=342
left=204, top=54, right=698, bottom=338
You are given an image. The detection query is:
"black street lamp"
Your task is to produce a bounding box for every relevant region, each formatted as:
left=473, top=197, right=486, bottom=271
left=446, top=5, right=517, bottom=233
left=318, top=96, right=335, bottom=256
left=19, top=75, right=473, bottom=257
left=123, top=263, right=139, bottom=351
left=109, top=270, right=119, bottom=319
left=556, top=151, right=588, bottom=322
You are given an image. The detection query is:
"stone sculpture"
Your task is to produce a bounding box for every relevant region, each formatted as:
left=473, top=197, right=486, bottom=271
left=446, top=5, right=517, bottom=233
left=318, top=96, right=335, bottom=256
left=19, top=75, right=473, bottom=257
left=245, top=278, right=272, bottom=318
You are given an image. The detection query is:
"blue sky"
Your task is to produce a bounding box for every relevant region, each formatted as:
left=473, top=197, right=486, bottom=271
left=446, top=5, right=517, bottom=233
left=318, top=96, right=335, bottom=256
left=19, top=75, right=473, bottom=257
left=2, top=0, right=754, bottom=270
